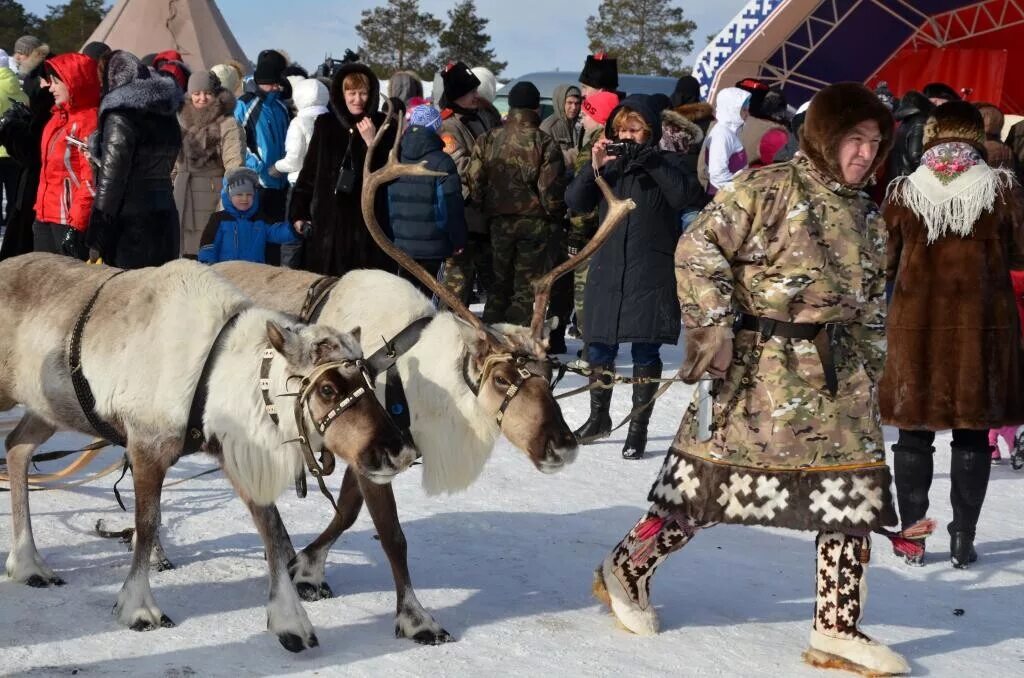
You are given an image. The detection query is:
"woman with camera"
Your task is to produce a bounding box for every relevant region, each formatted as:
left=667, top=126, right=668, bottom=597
left=289, top=61, right=396, bottom=276
left=565, top=94, right=702, bottom=459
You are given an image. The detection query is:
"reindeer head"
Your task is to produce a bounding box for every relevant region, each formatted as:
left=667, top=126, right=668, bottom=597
left=360, top=101, right=635, bottom=475
left=266, top=320, right=416, bottom=485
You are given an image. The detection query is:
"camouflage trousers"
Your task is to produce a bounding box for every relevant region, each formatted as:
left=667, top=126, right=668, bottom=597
left=573, top=262, right=589, bottom=329
left=483, top=215, right=560, bottom=326
left=442, top=232, right=494, bottom=306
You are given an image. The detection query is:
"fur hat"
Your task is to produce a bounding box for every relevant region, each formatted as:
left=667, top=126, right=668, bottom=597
left=440, top=61, right=479, bottom=105
left=225, top=167, right=259, bottom=196
left=211, top=62, right=243, bottom=96
left=102, top=50, right=150, bottom=94
left=579, top=52, right=618, bottom=91
left=14, top=35, right=41, bottom=56
left=976, top=103, right=1005, bottom=138
left=923, top=82, right=960, bottom=103
left=253, top=49, right=287, bottom=86
left=188, top=70, right=221, bottom=95
left=582, top=90, right=618, bottom=125
left=922, top=100, right=986, bottom=154
left=508, top=81, right=540, bottom=109
left=800, top=82, right=895, bottom=187
left=410, top=104, right=441, bottom=131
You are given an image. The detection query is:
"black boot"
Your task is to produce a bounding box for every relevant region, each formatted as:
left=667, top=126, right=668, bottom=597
left=892, top=439, right=934, bottom=565
left=949, top=443, right=991, bottom=569
left=574, top=365, right=613, bottom=442
left=622, top=362, right=661, bottom=460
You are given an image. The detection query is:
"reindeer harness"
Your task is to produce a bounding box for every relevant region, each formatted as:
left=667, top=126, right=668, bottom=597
left=463, top=351, right=548, bottom=426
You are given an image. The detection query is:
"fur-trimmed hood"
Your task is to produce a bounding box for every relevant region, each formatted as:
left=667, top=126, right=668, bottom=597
left=330, top=61, right=381, bottom=127
left=660, top=108, right=703, bottom=153
left=675, top=101, right=714, bottom=123
left=100, top=74, right=183, bottom=118
left=799, top=82, right=894, bottom=189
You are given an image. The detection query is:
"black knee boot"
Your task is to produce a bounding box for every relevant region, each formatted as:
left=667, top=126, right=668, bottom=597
left=949, top=443, right=991, bottom=568
left=574, top=365, right=613, bottom=442
left=622, top=362, right=661, bottom=460
left=892, top=439, right=934, bottom=565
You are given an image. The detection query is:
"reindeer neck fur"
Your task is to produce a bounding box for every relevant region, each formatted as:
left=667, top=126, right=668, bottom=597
left=397, top=313, right=501, bottom=495
left=203, top=308, right=306, bottom=506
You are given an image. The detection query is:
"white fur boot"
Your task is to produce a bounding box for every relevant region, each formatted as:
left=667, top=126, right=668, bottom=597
left=804, top=532, right=910, bottom=676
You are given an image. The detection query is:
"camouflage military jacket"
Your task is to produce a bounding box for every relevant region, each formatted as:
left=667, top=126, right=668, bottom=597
left=568, top=126, right=604, bottom=243
left=466, top=109, right=567, bottom=220
left=650, top=154, right=896, bottom=532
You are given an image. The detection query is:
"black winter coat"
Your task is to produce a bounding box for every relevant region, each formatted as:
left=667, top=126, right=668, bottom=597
left=88, top=75, right=183, bottom=269
left=290, top=62, right=396, bottom=276
left=890, top=92, right=933, bottom=179
left=566, top=95, right=701, bottom=346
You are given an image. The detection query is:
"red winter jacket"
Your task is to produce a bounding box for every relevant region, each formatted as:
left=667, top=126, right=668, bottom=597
left=33, top=53, right=100, bottom=231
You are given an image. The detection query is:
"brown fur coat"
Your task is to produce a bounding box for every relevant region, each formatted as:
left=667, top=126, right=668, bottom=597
left=880, top=179, right=1024, bottom=430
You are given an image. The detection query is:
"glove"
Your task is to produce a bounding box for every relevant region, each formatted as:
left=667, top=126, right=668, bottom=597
left=627, top=145, right=658, bottom=171
left=60, top=228, right=89, bottom=261
left=681, top=325, right=733, bottom=384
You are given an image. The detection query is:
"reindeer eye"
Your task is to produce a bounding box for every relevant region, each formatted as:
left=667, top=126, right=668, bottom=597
left=494, top=375, right=511, bottom=389
left=319, top=384, right=337, bottom=399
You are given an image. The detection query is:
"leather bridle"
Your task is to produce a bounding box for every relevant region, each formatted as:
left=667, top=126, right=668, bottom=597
left=462, top=351, right=551, bottom=426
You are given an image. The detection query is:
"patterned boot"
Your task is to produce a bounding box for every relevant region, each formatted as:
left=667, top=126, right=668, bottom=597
left=805, top=532, right=910, bottom=676
left=593, top=507, right=703, bottom=635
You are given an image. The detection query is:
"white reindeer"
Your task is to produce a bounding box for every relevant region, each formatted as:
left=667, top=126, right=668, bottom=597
left=0, top=253, right=416, bottom=652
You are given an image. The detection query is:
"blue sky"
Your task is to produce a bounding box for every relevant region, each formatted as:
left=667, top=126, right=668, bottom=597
left=20, top=0, right=748, bottom=76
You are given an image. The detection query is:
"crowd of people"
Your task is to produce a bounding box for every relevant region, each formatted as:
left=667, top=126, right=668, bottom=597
left=0, top=33, right=1022, bottom=676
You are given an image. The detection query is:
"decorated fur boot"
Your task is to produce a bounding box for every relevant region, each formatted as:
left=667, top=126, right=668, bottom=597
left=805, top=532, right=910, bottom=676
left=593, top=508, right=702, bottom=635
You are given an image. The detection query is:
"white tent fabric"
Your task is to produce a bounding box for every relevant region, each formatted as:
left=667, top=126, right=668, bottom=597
left=85, top=0, right=249, bottom=72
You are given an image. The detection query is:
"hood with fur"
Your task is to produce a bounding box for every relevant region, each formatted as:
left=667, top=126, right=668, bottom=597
left=660, top=108, right=703, bottom=153
left=799, top=82, right=894, bottom=189
left=101, top=72, right=183, bottom=118
left=330, top=61, right=381, bottom=125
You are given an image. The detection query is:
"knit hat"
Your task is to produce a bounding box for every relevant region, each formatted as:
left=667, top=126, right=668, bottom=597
left=922, top=100, right=986, bottom=154
left=581, top=91, right=618, bottom=125
left=81, top=41, right=111, bottom=62
left=409, top=104, right=441, bottom=132
left=579, top=53, right=618, bottom=91
left=508, top=81, right=540, bottom=109
left=440, top=61, right=480, bottom=105
left=188, top=70, right=221, bottom=95
left=211, top=63, right=242, bottom=95
left=226, top=167, right=259, bottom=196
left=253, top=49, right=287, bottom=86
left=14, top=35, right=41, bottom=56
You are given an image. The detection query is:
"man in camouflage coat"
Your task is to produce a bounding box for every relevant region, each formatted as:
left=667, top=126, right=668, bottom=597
left=593, top=83, right=911, bottom=676
left=467, top=81, right=567, bottom=325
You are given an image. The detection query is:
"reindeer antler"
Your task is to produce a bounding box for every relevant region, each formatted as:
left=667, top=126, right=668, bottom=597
left=360, top=100, right=490, bottom=338
left=529, top=175, right=636, bottom=344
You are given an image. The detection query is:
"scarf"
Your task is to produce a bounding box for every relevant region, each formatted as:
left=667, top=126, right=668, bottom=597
left=887, top=142, right=1015, bottom=244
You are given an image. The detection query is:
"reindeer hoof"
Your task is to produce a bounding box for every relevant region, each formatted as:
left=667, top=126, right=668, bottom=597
left=25, top=574, right=64, bottom=588
left=160, top=614, right=176, bottom=628
left=153, top=558, right=175, bottom=572
left=278, top=631, right=318, bottom=653
left=402, top=626, right=456, bottom=646
left=296, top=581, right=334, bottom=602
left=317, top=582, right=334, bottom=599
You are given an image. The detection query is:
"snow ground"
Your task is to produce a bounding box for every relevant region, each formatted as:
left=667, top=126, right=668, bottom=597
left=2, top=337, right=1023, bottom=677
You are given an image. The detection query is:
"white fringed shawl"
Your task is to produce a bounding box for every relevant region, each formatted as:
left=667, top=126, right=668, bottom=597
left=886, top=163, right=1017, bottom=244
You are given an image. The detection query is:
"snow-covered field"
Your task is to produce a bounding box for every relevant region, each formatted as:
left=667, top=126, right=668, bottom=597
left=2, top=338, right=1023, bottom=677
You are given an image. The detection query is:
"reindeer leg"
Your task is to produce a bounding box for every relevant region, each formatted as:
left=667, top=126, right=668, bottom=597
left=357, top=474, right=454, bottom=645
left=4, top=413, right=61, bottom=587
left=246, top=500, right=318, bottom=653
left=289, top=466, right=363, bottom=602
left=114, top=445, right=175, bottom=631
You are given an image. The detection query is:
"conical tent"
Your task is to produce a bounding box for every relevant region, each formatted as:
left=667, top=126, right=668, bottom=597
left=85, top=0, right=250, bottom=73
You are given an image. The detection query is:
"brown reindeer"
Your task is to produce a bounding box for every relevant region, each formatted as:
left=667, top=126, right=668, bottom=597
left=209, top=103, right=636, bottom=644
left=0, top=254, right=416, bottom=651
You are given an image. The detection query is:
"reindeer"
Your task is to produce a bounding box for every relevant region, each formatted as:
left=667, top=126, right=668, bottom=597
left=211, top=103, right=636, bottom=645
left=0, top=253, right=416, bottom=652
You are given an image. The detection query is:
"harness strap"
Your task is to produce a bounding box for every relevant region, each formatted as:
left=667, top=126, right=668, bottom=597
left=299, top=276, right=340, bottom=324
left=69, top=270, right=127, bottom=448
left=365, top=316, right=433, bottom=445
left=183, top=312, right=243, bottom=455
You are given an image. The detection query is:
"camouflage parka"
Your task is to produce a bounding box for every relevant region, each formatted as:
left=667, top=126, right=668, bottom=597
left=567, top=125, right=604, bottom=249
left=653, top=153, right=898, bottom=532
left=466, top=108, right=567, bottom=220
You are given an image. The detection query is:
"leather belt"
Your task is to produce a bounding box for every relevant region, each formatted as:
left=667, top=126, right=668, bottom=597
left=737, top=313, right=840, bottom=397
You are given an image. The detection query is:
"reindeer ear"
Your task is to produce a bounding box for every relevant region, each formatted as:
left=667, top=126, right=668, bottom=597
left=267, top=320, right=289, bottom=354
left=267, top=320, right=304, bottom=364
left=454, top=317, right=490, bottom=359
left=348, top=325, right=361, bottom=345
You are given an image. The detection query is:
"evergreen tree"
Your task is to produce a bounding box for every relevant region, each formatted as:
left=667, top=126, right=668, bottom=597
left=586, top=0, right=696, bottom=76
left=356, top=0, right=442, bottom=80
left=38, top=0, right=106, bottom=55
left=0, top=0, right=41, bottom=53
left=436, top=0, right=506, bottom=77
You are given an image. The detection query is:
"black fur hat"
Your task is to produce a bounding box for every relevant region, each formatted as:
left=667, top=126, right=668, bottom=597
left=922, top=82, right=961, bottom=103
left=579, top=53, right=618, bottom=91
left=440, top=61, right=480, bottom=106
left=254, top=49, right=287, bottom=86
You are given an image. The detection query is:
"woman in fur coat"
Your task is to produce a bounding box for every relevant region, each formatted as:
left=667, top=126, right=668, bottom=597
left=86, top=51, right=183, bottom=268
left=880, top=101, right=1024, bottom=569
left=173, top=70, right=244, bottom=257
left=289, top=62, right=395, bottom=275
left=592, top=83, right=910, bottom=676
